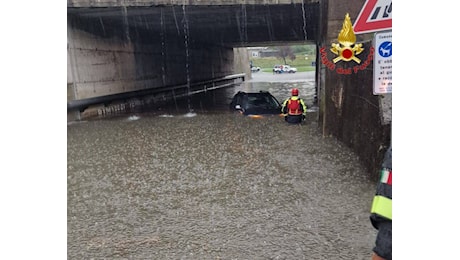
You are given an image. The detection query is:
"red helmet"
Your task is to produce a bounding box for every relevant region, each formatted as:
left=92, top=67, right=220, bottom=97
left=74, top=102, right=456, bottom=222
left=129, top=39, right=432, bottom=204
left=291, top=88, right=299, bottom=96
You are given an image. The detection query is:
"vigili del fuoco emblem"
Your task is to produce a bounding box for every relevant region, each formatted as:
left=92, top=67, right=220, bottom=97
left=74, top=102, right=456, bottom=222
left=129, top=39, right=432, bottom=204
left=320, top=13, right=373, bottom=74
left=330, top=13, right=364, bottom=63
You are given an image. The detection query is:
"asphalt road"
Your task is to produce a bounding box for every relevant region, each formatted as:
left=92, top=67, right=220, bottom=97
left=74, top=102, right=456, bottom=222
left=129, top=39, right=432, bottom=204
left=249, top=71, right=315, bottom=83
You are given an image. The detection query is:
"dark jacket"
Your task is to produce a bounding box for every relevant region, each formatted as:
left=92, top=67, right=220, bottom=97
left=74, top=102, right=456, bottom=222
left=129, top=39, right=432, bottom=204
left=370, top=146, right=392, bottom=259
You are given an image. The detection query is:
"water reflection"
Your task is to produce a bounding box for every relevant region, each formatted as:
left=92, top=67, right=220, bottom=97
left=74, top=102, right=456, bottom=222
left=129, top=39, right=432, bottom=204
left=68, top=73, right=377, bottom=259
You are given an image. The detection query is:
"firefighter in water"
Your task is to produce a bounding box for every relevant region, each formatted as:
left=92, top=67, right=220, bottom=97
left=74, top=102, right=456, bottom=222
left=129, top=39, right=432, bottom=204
left=281, top=88, right=308, bottom=124
left=370, top=145, right=392, bottom=260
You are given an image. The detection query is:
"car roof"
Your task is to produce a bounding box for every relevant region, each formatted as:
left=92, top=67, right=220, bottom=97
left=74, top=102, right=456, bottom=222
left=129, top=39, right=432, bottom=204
left=235, top=91, right=274, bottom=96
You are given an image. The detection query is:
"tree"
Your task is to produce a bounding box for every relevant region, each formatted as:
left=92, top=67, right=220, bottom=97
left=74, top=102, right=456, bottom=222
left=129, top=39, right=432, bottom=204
left=276, top=46, right=296, bottom=65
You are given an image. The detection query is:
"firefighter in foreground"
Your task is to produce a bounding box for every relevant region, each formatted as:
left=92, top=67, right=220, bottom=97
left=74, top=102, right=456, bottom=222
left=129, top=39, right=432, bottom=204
left=281, top=88, right=308, bottom=124
left=370, top=145, right=392, bottom=260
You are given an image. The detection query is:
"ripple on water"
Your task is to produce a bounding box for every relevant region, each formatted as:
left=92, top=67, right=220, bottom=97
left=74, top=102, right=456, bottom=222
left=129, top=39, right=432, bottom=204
left=68, top=81, right=376, bottom=259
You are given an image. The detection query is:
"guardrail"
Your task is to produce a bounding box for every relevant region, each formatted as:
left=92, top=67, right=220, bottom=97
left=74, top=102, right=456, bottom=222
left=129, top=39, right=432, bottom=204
left=67, top=73, right=245, bottom=112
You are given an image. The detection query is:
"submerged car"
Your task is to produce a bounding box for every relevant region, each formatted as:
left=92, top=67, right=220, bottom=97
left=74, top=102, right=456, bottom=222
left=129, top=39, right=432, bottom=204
left=229, top=91, right=282, bottom=116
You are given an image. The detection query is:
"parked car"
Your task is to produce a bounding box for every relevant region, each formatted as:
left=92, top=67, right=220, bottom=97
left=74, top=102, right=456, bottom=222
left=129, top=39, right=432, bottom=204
left=251, top=66, right=261, bottom=72
left=273, top=64, right=297, bottom=73
left=229, top=91, right=282, bottom=116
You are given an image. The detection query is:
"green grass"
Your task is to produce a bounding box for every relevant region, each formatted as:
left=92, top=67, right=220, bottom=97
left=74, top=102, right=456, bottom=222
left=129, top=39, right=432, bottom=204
left=260, top=65, right=315, bottom=73
left=251, top=56, right=316, bottom=73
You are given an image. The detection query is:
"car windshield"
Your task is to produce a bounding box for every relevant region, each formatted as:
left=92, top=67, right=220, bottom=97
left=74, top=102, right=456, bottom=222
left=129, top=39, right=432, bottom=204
left=247, top=95, right=280, bottom=109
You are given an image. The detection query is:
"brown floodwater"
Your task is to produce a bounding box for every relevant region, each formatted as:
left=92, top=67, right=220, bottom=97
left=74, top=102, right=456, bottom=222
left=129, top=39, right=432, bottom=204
left=68, top=72, right=378, bottom=259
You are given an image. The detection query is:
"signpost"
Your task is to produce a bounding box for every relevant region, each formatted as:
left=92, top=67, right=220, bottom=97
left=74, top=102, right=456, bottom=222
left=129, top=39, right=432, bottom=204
left=373, top=31, right=392, bottom=95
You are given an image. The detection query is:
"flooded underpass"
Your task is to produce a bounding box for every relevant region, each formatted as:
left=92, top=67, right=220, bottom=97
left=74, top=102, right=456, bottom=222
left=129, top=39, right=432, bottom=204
left=67, top=72, right=378, bottom=259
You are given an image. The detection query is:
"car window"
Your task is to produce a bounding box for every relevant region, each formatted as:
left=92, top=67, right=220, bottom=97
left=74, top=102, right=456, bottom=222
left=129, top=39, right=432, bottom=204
left=247, top=96, right=263, bottom=106
left=231, top=92, right=281, bottom=114
left=267, top=96, right=280, bottom=107
left=246, top=95, right=279, bottom=108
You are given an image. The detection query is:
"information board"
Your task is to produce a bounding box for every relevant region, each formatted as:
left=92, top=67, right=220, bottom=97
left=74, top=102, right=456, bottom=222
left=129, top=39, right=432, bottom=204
left=373, top=31, right=392, bottom=95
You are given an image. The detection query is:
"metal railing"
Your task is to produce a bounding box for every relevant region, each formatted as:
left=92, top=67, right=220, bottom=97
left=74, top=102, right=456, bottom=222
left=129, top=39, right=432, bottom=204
left=67, top=73, right=245, bottom=112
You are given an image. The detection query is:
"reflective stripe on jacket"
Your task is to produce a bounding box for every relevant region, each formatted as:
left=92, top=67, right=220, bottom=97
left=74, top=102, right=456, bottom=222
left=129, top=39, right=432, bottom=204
left=371, top=169, right=392, bottom=220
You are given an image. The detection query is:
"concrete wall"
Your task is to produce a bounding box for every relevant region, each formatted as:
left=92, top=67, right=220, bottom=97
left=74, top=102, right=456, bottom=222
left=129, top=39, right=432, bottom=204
left=233, top=47, right=251, bottom=80
left=318, top=0, right=392, bottom=178
left=67, top=24, right=234, bottom=100
left=68, top=27, right=139, bottom=100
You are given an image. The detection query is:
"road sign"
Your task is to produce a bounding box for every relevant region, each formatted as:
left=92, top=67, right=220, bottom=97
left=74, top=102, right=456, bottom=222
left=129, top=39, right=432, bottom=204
left=354, top=0, right=392, bottom=34
left=373, top=31, right=392, bottom=95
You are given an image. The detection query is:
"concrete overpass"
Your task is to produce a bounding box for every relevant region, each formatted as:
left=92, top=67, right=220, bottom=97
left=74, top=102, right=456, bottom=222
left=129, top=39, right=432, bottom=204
left=67, top=0, right=320, bottom=118
left=67, top=1, right=320, bottom=47
left=67, top=0, right=391, bottom=177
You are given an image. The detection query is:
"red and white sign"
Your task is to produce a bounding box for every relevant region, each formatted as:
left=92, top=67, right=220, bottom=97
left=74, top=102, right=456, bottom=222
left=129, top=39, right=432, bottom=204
left=353, top=0, right=392, bottom=34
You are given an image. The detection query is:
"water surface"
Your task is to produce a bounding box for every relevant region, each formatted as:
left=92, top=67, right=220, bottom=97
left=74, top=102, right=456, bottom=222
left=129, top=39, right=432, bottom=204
left=68, top=72, right=377, bottom=259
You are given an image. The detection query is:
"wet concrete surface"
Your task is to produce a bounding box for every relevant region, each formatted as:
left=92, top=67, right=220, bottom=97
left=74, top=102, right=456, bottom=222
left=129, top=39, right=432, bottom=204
left=68, top=71, right=378, bottom=259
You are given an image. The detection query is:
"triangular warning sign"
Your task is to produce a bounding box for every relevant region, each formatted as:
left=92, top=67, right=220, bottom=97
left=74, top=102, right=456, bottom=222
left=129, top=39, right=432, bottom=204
left=353, top=0, right=392, bottom=34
